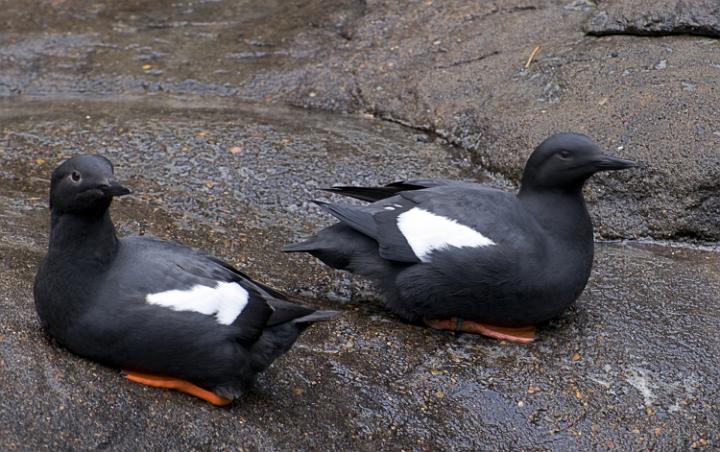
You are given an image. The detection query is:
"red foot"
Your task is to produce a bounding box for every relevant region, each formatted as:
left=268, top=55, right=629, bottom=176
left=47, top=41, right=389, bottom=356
left=425, top=318, right=536, bottom=344
left=123, top=370, right=232, bottom=406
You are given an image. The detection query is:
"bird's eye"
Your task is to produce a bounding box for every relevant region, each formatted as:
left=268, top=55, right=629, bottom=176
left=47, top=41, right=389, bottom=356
left=70, top=171, right=81, bottom=182
left=558, top=151, right=571, bottom=160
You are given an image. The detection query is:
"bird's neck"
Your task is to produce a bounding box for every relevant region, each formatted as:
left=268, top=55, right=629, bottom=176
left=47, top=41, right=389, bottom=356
left=517, top=185, right=593, bottom=244
left=48, top=210, right=120, bottom=265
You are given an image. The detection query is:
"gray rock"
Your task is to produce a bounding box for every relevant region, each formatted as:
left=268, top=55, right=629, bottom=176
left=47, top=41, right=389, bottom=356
left=586, top=0, right=720, bottom=37
left=1, top=0, right=718, bottom=239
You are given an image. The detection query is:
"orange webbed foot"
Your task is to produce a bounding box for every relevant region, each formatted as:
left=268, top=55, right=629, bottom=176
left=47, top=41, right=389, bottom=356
left=425, top=318, right=536, bottom=344
left=123, top=370, right=232, bottom=406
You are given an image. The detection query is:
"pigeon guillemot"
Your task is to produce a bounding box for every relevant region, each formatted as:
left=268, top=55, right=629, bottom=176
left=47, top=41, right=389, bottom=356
left=284, top=133, right=636, bottom=343
left=34, top=155, right=336, bottom=406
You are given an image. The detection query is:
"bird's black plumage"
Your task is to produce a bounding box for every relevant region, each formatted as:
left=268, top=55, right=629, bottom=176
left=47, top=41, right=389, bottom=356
left=284, top=133, right=636, bottom=328
left=34, top=155, right=336, bottom=401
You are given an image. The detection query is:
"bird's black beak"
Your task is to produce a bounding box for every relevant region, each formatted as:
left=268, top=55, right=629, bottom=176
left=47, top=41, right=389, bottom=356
left=593, top=154, right=638, bottom=171
left=99, top=179, right=132, bottom=197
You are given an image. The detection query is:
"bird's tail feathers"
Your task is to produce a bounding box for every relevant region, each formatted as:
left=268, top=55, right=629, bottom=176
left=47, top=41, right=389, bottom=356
left=291, top=309, right=339, bottom=324
left=249, top=309, right=338, bottom=372
left=282, top=238, right=320, bottom=253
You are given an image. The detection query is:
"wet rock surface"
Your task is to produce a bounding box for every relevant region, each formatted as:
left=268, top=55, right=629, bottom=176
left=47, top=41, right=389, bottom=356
left=586, top=0, right=720, bottom=38
left=1, top=0, right=719, bottom=449
left=1, top=97, right=719, bottom=450
left=3, top=0, right=716, bottom=239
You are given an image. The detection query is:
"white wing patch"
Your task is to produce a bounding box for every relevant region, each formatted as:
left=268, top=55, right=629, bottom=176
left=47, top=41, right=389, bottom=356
left=146, top=281, right=249, bottom=325
left=396, top=207, right=495, bottom=262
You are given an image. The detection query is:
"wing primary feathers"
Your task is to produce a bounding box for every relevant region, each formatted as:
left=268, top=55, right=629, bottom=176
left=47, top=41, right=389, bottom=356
left=322, top=181, right=442, bottom=202
left=292, top=310, right=339, bottom=324
left=313, top=201, right=379, bottom=239
left=266, top=298, right=339, bottom=326
left=322, top=186, right=406, bottom=202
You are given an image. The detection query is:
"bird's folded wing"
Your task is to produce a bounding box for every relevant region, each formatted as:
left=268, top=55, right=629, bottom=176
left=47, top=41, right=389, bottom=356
left=116, top=237, right=277, bottom=345
left=316, top=185, right=538, bottom=264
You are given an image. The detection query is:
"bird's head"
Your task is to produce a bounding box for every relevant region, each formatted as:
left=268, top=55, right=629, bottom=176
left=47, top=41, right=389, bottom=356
left=520, top=133, right=637, bottom=192
left=49, top=154, right=131, bottom=215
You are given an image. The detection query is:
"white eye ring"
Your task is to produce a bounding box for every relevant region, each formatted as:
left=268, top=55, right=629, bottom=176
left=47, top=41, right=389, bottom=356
left=70, top=171, right=81, bottom=182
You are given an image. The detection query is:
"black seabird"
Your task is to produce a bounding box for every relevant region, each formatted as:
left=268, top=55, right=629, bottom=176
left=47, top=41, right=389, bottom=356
left=284, top=133, right=636, bottom=343
left=34, top=155, right=336, bottom=405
